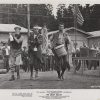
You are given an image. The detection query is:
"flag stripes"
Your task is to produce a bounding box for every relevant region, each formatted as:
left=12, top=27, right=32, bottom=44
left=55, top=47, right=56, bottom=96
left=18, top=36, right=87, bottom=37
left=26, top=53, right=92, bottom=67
left=72, top=4, right=84, bottom=26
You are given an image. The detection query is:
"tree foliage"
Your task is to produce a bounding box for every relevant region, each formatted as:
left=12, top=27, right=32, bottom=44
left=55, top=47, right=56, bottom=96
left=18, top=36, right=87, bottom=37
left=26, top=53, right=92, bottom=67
left=56, top=4, right=74, bottom=28
left=1, top=4, right=100, bottom=32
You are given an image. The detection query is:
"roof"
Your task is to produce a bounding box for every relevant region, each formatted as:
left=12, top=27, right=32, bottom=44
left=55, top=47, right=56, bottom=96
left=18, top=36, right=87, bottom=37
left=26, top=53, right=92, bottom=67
left=33, top=26, right=42, bottom=29
left=48, top=27, right=91, bottom=36
left=87, top=31, right=100, bottom=38
left=0, top=24, right=31, bottom=33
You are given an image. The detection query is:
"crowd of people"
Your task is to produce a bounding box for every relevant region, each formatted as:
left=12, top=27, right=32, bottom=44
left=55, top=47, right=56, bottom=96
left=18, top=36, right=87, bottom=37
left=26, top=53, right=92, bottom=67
left=0, top=23, right=73, bottom=81
left=72, top=41, right=100, bottom=71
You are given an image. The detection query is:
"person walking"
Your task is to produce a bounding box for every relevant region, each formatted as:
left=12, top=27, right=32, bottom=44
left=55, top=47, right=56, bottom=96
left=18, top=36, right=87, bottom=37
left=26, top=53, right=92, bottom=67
left=3, top=43, right=10, bottom=72
left=28, top=25, right=43, bottom=79
left=51, top=23, right=71, bottom=80
left=8, top=26, right=23, bottom=81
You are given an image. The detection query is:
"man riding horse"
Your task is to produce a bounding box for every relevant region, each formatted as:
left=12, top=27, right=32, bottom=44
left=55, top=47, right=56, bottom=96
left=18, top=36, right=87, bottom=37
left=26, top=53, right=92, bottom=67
left=51, top=23, right=71, bottom=80
left=28, top=25, right=43, bottom=79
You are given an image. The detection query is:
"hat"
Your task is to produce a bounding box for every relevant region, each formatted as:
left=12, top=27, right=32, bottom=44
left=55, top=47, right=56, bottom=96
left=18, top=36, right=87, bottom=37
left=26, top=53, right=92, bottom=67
left=33, top=25, right=42, bottom=29
left=14, top=26, right=21, bottom=30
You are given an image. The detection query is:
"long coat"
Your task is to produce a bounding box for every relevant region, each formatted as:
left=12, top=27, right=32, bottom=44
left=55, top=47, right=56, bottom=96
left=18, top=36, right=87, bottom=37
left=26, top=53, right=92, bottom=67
left=28, top=32, right=43, bottom=67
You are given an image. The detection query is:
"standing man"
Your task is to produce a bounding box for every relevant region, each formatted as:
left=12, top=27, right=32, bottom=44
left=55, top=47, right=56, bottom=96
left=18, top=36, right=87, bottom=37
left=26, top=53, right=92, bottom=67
left=9, top=27, right=23, bottom=81
left=51, top=23, right=71, bottom=80
left=28, top=25, right=43, bottom=79
left=3, top=43, right=10, bottom=72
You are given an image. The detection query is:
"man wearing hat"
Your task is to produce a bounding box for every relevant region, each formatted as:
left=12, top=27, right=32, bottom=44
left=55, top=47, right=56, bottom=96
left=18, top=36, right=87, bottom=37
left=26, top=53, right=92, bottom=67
left=9, top=26, right=23, bottom=81
left=28, top=25, right=43, bottom=79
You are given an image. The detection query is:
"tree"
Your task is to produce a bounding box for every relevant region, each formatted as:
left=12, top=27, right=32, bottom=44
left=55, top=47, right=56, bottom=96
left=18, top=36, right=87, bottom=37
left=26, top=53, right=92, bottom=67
left=29, top=4, right=57, bottom=31
left=80, top=4, right=100, bottom=32
left=0, top=4, right=57, bottom=31
left=56, top=4, right=74, bottom=28
left=89, top=4, right=100, bottom=31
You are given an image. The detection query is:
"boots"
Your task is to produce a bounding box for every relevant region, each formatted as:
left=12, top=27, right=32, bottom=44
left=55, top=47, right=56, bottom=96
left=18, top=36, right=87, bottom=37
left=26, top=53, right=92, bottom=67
left=16, top=66, right=20, bottom=79
left=60, top=71, right=65, bottom=80
left=17, top=74, right=20, bottom=79
left=30, top=72, right=33, bottom=80
left=35, top=71, right=38, bottom=79
left=57, top=71, right=61, bottom=80
left=9, top=75, right=15, bottom=81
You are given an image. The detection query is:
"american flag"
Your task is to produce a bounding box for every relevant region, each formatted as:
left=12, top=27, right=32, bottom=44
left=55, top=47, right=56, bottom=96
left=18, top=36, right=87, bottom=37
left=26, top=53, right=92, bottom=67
left=72, top=4, right=84, bottom=26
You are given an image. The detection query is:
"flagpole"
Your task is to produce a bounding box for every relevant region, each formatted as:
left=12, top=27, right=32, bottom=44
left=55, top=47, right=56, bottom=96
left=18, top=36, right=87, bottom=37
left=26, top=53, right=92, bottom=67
left=74, top=4, right=77, bottom=51
left=72, top=4, right=84, bottom=51
left=27, top=4, right=30, bottom=49
left=27, top=4, right=30, bottom=37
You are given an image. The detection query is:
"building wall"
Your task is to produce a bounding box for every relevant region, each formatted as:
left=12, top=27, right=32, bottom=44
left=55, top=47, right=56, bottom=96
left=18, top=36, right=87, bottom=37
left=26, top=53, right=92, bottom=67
left=88, top=37, right=100, bottom=48
left=0, top=32, right=28, bottom=48
left=48, top=29, right=89, bottom=49
left=66, top=30, right=89, bottom=48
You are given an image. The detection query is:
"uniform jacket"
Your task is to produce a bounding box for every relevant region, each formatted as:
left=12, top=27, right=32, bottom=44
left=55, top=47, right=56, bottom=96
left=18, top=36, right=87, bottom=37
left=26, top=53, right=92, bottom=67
left=28, top=32, right=43, bottom=61
left=51, top=30, right=71, bottom=50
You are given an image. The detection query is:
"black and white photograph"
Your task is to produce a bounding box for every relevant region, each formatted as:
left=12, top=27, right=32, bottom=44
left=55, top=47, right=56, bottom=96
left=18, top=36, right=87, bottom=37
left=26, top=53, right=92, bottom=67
left=0, top=0, right=100, bottom=99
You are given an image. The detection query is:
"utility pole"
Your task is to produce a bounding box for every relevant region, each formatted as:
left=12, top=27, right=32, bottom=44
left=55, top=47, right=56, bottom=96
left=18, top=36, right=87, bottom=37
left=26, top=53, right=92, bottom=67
left=8, top=7, right=9, bottom=23
left=27, top=4, right=30, bottom=37
left=61, top=7, right=64, bottom=18
left=27, top=4, right=30, bottom=48
left=73, top=4, right=77, bottom=51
